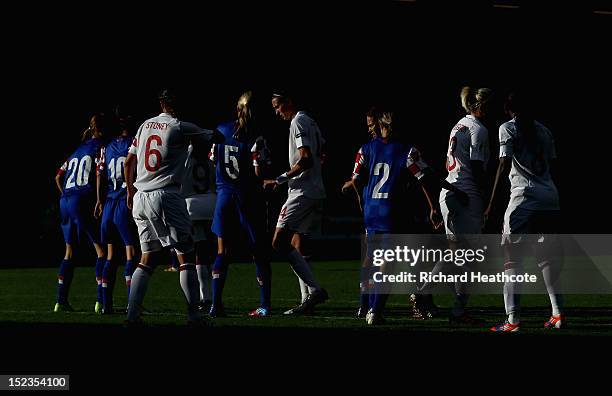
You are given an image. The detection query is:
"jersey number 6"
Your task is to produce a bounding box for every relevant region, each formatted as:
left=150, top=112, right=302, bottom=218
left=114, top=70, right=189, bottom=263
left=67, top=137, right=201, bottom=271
left=145, top=135, right=162, bottom=172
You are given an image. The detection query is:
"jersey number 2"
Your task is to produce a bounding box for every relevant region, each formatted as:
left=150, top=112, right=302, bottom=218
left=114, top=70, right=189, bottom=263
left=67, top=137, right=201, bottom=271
left=372, top=162, right=390, bottom=199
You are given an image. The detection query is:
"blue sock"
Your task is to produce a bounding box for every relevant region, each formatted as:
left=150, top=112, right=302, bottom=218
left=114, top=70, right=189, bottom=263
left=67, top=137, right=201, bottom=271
left=211, top=253, right=228, bottom=309
left=102, top=259, right=119, bottom=311
left=57, top=259, right=74, bottom=304
left=95, top=257, right=106, bottom=304
left=124, top=259, right=135, bottom=300
left=255, top=259, right=271, bottom=310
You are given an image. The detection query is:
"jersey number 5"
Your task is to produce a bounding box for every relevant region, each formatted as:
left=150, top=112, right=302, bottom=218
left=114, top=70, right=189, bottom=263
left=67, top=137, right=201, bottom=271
left=145, top=135, right=162, bottom=172
left=224, top=145, right=239, bottom=179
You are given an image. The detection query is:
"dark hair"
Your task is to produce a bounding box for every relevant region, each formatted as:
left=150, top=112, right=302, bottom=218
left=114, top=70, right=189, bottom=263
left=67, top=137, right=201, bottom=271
left=158, top=88, right=179, bottom=108
left=506, top=91, right=546, bottom=172
left=366, top=106, right=380, bottom=120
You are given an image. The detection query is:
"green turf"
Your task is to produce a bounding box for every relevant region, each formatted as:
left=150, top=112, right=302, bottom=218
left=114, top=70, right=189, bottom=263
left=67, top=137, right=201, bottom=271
left=1, top=261, right=611, bottom=335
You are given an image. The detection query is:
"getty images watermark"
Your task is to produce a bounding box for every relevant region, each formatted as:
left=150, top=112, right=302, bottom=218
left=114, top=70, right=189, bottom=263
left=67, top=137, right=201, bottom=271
left=361, top=234, right=612, bottom=294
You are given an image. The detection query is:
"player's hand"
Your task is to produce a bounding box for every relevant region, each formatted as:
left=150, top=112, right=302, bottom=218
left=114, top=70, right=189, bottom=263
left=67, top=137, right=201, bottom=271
left=341, top=180, right=354, bottom=195
left=94, top=201, right=103, bottom=219
left=263, top=179, right=278, bottom=191
left=483, top=205, right=492, bottom=226
left=429, top=208, right=443, bottom=230
left=127, top=191, right=134, bottom=210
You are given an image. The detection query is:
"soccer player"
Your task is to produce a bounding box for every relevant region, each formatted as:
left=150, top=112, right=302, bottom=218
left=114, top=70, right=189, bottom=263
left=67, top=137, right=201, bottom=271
left=341, top=110, right=454, bottom=325
left=341, top=106, right=381, bottom=318
left=264, top=91, right=329, bottom=315
left=432, top=86, right=493, bottom=325
left=180, top=141, right=216, bottom=313
left=207, top=91, right=272, bottom=318
left=124, top=89, right=223, bottom=326
left=486, top=91, right=563, bottom=332
left=54, top=114, right=107, bottom=312
left=94, top=106, right=138, bottom=314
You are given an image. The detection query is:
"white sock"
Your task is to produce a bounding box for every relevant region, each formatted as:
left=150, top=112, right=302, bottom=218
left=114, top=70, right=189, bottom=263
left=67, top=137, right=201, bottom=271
left=297, top=256, right=313, bottom=302
left=180, top=263, right=202, bottom=321
left=540, top=261, right=563, bottom=316
left=127, top=266, right=152, bottom=321
left=196, top=264, right=211, bottom=302
left=503, top=263, right=522, bottom=324
left=288, top=250, right=320, bottom=292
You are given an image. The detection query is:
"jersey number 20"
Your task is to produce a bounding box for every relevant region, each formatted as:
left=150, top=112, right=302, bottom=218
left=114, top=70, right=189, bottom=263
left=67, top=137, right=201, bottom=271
left=65, top=155, right=92, bottom=189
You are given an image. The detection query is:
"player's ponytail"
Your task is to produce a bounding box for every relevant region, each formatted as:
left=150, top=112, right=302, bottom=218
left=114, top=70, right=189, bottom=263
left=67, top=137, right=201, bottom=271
left=461, top=86, right=493, bottom=114
left=378, top=111, right=393, bottom=138
left=234, top=91, right=254, bottom=141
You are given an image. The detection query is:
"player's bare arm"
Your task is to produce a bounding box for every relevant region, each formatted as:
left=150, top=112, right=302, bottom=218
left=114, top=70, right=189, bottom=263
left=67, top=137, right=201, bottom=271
left=94, top=171, right=104, bottom=219
left=54, top=173, right=63, bottom=195
left=124, top=152, right=137, bottom=210
left=341, top=178, right=363, bottom=213
left=263, top=146, right=313, bottom=190
left=484, top=156, right=511, bottom=222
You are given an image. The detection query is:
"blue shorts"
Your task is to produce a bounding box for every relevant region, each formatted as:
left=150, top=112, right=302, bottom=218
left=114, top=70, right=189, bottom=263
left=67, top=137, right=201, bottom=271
left=365, top=230, right=392, bottom=260
left=211, top=192, right=263, bottom=250
left=100, top=198, right=136, bottom=246
left=60, top=194, right=99, bottom=245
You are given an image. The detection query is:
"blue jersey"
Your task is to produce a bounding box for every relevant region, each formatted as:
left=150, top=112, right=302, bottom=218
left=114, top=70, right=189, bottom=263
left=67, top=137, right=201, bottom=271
left=352, top=138, right=428, bottom=233
left=98, top=135, right=132, bottom=200
left=211, top=121, right=262, bottom=194
left=58, top=138, right=104, bottom=197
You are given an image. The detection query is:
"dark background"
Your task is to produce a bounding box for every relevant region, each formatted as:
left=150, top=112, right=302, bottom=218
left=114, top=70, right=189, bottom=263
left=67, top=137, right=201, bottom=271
left=5, top=1, right=611, bottom=266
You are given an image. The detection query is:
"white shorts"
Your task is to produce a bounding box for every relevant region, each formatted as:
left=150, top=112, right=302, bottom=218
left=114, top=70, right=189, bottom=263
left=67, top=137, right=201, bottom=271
left=440, top=193, right=483, bottom=239
left=186, top=193, right=216, bottom=221
left=502, top=205, right=560, bottom=245
left=132, top=190, right=194, bottom=254
left=276, top=194, right=323, bottom=235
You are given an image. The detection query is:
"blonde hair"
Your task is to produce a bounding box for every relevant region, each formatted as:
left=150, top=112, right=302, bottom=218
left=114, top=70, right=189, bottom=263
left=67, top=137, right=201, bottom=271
left=234, top=91, right=253, bottom=140
left=460, top=86, right=493, bottom=113
left=378, top=111, right=393, bottom=132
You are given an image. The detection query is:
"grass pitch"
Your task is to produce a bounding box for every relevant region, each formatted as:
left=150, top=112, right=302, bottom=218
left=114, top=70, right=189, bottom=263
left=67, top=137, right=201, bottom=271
left=1, top=261, right=611, bottom=336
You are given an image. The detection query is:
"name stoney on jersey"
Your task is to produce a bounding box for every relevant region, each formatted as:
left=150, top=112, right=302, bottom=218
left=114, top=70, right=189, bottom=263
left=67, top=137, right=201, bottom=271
left=129, top=113, right=216, bottom=192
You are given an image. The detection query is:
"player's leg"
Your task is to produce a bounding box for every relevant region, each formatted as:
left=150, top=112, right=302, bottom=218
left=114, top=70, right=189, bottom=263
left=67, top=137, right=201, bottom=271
left=114, top=198, right=138, bottom=304
left=163, top=191, right=207, bottom=324
left=210, top=237, right=229, bottom=317
left=193, top=222, right=212, bottom=310
left=291, top=233, right=310, bottom=304
left=127, top=191, right=163, bottom=323
left=491, top=206, right=527, bottom=332
left=241, top=201, right=271, bottom=316
left=534, top=211, right=565, bottom=329
left=55, top=196, right=76, bottom=311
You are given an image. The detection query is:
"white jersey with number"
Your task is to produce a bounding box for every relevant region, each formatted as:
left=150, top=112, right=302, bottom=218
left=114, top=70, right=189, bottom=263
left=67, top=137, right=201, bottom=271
left=128, top=113, right=215, bottom=192
left=440, top=115, right=489, bottom=202
left=499, top=118, right=559, bottom=211
left=287, top=111, right=326, bottom=199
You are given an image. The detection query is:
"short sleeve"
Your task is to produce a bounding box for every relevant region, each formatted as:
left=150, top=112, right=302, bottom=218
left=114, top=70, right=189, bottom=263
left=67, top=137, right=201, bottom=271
left=499, top=123, right=514, bottom=158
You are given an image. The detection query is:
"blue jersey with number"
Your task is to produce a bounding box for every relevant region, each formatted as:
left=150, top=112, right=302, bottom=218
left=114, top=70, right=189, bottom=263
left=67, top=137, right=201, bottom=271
left=58, top=138, right=104, bottom=197
left=211, top=121, right=256, bottom=194
left=99, top=135, right=132, bottom=200
left=353, top=138, right=416, bottom=233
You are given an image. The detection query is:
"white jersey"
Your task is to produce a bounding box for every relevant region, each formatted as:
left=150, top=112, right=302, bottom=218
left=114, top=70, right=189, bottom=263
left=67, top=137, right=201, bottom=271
left=181, top=145, right=216, bottom=221
left=287, top=111, right=326, bottom=199
left=128, top=113, right=216, bottom=192
left=440, top=115, right=489, bottom=201
left=499, top=118, right=559, bottom=211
